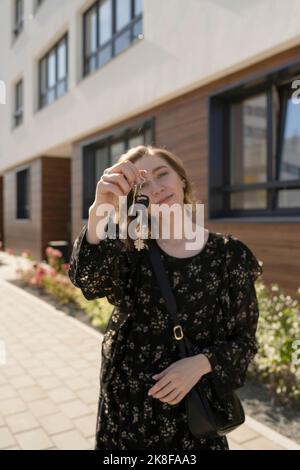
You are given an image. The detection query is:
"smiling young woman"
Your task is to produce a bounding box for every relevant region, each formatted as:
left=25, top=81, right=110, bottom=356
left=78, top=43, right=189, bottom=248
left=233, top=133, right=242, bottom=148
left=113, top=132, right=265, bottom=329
left=68, top=145, right=263, bottom=450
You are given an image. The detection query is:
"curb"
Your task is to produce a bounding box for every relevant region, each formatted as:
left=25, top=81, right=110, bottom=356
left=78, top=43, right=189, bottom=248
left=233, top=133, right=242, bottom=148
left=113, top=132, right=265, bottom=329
left=245, top=415, right=300, bottom=450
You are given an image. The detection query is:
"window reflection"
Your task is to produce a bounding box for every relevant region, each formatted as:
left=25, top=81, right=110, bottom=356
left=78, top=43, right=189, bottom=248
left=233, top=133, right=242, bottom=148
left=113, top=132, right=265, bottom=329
left=279, top=96, right=300, bottom=181
left=115, top=29, right=131, bottom=55
left=99, top=0, right=112, bottom=45
left=129, top=135, right=144, bottom=148
left=135, top=0, right=143, bottom=16
left=278, top=189, right=300, bottom=208
left=116, top=0, right=131, bottom=32
left=230, top=190, right=267, bottom=209
left=84, top=0, right=143, bottom=77
left=39, top=35, right=68, bottom=109
left=111, top=141, right=125, bottom=165
left=230, top=94, right=268, bottom=186
left=57, top=40, right=67, bottom=80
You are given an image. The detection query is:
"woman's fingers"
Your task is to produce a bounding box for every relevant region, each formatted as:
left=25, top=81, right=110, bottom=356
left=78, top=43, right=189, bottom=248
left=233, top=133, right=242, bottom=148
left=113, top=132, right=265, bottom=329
left=110, top=161, right=141, bottom=186
left=148, top=372, right=174, bottom=396
left=101, top=173, right=132, bottom=195
left=100, top=180, right=125, bottom=198
left=96, top=160, right=148, bottom=206
left=153, top=382, right=182, bottom=400
left=165, top=391, right=184, bottom=405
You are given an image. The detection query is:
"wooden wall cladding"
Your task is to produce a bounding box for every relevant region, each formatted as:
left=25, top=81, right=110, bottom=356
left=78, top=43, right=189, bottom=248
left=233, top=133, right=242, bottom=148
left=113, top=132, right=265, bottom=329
left=41, top=157, right=71, bottom=261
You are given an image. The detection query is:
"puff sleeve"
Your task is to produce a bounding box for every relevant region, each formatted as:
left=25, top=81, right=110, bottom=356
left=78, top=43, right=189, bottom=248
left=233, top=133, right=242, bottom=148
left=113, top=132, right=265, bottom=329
left=201, top=235, right=263, bottom=395
left=68, top=223, right=138, bottom=311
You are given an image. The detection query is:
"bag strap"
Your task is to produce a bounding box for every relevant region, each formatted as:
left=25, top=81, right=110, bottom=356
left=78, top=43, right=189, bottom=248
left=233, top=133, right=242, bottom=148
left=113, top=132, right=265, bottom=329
left=147, top=238, right=189, bottom=359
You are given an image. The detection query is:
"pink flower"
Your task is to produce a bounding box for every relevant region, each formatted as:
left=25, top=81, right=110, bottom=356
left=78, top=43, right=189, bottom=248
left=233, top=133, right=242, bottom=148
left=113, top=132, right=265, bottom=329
left=61, top=263, right=70, bottom=273
left=52, top=249, right=63, bottom=258
left=5, top=248, right=13, bottom=255
left=46, top=247, right=55, bottom=257
left=49, top=267, right=57, bottom=277
left=29, top=277, right=38, bottom=286
left=46, top=246, right=63, bottom=258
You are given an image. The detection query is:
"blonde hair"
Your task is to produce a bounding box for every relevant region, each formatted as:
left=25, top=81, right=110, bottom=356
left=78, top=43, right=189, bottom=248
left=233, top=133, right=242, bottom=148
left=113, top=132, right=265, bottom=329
left=115, top=145, right=200, bottom=250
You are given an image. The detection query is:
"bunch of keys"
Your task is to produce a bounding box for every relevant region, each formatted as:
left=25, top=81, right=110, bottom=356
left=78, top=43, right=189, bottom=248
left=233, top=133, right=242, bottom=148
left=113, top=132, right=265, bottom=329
left=128, top=175, right=150, bottom=251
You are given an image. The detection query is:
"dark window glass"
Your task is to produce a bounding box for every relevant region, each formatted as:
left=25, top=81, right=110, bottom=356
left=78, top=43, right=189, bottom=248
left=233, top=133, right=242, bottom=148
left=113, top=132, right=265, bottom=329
left=16, top=169, right=30, bottom=219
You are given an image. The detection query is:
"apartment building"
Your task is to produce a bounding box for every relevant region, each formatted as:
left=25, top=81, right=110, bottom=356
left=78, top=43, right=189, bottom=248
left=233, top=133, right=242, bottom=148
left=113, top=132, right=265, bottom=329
left=0, top=0, right=299, bottom=295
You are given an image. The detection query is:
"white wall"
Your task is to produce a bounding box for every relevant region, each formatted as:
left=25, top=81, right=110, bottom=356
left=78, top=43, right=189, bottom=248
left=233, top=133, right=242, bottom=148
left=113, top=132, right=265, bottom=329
left=1, top=0, right=300, bottom=173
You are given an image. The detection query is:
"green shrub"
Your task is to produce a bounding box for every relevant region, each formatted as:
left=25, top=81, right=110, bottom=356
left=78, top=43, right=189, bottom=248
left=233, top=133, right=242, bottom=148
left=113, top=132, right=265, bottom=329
left=250, top=282, right=300, bottom=407
left=74, top=290, right=113, bottom=331
left=42, top=273, right=75, bottom=305
left=16, top=256, right=113, bottom=333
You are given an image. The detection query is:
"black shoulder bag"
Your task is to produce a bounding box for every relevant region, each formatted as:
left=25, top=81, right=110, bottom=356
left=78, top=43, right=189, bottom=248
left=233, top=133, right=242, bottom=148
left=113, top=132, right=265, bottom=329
left=147, top=238, right=245, bottom=439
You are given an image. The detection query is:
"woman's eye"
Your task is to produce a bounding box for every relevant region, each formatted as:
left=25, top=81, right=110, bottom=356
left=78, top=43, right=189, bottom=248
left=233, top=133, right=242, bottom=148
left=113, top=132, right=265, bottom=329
left=158, top=172, right=168, bottom=178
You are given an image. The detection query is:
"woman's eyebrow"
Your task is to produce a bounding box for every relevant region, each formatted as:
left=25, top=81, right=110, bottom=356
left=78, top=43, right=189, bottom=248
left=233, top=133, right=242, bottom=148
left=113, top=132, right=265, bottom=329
left=151, top=165, right=169, bottom=174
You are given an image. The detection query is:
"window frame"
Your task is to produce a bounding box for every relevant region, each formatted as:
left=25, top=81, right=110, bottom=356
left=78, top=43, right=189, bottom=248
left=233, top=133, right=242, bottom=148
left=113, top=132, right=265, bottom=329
left=209, top=63, right=300, bottom=220
left=82, top=0, right=143, bottom=78
left=81, top=117, right=154, bottom=220
left=38, top=34, right=68, bottom=110
left=14, top=79, right=23, bottom=128
left=13, top=0, right=24, bottom=39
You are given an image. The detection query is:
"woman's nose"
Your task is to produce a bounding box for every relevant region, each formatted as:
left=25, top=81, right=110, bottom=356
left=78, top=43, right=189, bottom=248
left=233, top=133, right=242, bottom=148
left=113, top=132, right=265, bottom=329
left=151, top=183, right=165, bottom=199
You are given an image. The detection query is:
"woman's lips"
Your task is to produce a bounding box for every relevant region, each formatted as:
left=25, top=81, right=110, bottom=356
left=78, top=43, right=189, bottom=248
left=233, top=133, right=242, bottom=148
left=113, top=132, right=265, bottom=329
left=158, top=194, right=173, bottom=204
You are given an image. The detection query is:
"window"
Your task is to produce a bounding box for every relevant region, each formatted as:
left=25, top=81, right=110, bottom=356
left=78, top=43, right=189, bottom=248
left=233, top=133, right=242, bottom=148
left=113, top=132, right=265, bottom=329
left=83, top=0, right=143, bottom=77
left=13, top=0, right=23, bottom=38
left=82, top=120, right=153, bottom=219
left=16, top=169, right=30, bottom=219
left=209, top=68, right=300, bottom=218
left=39, top=34, right=68, bottom=109
left=14, top=79, right=23, bottom=127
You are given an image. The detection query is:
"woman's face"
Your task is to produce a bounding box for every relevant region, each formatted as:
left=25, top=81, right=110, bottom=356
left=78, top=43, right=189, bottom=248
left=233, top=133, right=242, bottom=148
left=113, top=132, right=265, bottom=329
left=133, top=155, right=185, bottom=214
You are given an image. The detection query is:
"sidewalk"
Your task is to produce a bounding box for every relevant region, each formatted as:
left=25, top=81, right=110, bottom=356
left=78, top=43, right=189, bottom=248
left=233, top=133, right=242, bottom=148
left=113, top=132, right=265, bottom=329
left=0, top=252, right=299, bottom=450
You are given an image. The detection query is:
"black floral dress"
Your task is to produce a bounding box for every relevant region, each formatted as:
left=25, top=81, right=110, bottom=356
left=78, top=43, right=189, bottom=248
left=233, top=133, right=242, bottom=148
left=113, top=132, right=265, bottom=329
left=68, top=224, right=263, bottom=451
